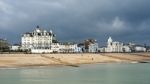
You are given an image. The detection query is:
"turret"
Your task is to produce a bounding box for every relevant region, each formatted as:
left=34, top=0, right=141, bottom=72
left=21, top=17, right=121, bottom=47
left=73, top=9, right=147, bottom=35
left=50, top=29, right=53, bottom=34
left=108, top=36, right=113, bottom=46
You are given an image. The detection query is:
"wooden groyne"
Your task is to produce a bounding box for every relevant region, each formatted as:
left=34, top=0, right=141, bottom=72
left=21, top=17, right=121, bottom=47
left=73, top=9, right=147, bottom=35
left=40, top=54, right=79, bottom=67
left=100, top=53, right=150, bottom=63
left=129, top=53, right=150, bottom=58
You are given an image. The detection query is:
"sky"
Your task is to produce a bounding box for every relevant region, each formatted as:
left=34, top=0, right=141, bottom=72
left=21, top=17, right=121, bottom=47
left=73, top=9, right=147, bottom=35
left=0, top=0, right=150, bottom=46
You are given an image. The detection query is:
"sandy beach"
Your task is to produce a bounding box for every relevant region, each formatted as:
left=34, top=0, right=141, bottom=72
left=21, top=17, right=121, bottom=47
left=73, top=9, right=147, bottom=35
left=0, top=53, right=150, bottom=68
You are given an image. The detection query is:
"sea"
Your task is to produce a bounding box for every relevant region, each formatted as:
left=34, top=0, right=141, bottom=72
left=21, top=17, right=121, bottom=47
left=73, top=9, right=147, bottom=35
left=0, top=63, right=150, bottom=84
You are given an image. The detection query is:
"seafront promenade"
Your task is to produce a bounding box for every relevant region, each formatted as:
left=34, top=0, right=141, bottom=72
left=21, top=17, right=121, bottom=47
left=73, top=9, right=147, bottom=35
left=0, top=53, right=150, bottom=68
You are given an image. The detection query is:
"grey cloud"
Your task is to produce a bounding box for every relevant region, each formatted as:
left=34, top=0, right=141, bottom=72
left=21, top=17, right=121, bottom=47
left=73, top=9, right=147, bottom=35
left=0, top=0, right=150, bottom=45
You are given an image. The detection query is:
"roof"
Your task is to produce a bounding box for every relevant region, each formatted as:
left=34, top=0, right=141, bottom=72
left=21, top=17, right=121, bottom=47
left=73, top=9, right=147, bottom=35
left=22, top=26, right=55, bottom=37
left=133, top=45, right=145, bottom=47
left=13, top=44, right=21, bottom=46
left=59, top=42, right=77, bottom=45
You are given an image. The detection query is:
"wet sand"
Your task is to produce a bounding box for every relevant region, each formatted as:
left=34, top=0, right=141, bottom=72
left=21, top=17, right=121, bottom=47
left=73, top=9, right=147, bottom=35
left=0, top=53, right=150, bottom=68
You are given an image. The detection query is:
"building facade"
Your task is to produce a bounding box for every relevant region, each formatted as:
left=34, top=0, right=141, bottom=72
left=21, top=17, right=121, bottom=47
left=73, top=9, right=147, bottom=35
left=132, top=45, right=146, bottom=52
left=79, top=39, right=99, bottom=53
left=122, top=45, right=131, bottom=52
left=105, top=37, right=131, bottom=53
left=59, top=42, right=80, bottom=53
left=10, top=44, right=21, bottom=51
left=106, top=37, right=123, bottom=52
left=21, top=26, right=81, bottom=53
left=0, top=39, right=9, bottom=52
left=21, top=26, right=56, bottom=53
left=88, top=43, right=98, bottom=53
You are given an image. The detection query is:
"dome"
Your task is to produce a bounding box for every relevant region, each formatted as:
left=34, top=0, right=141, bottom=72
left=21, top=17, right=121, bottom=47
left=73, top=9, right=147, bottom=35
left=50, top=30, right=53, bottom=33
left=36, top=29, right=41, bottom=33
left=108, top=36, right=113, bottom=43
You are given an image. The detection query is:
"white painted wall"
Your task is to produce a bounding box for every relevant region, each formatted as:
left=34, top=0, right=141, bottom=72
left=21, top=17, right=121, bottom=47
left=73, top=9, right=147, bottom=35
left=10, top=46, right=20, bottom=51
left=135, top=46, right=146, bottom=52
left=31, top=49, right=53, bottom=53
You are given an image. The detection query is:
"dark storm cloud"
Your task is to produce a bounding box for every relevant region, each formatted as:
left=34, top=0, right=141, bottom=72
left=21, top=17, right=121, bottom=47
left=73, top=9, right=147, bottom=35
left=0, top=0, right=150, bottom=45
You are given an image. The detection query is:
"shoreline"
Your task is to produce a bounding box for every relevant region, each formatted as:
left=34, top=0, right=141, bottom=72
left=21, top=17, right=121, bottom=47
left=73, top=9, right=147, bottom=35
left=0, top=53, right=150, bottom=68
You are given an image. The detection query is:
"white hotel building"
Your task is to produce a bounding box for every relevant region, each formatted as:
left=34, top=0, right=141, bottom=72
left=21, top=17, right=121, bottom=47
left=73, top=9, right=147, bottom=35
left=21, top=26, right=80, bottom=53
left=21, top=26, right=56, bottom=53
left=105, top=37, right=131, bottom=53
